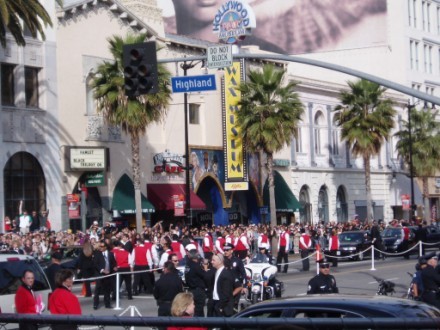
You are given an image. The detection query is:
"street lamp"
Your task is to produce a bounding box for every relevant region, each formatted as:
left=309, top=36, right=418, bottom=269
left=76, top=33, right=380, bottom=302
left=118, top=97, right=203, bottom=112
left=180, top=60, right=205, bottom=225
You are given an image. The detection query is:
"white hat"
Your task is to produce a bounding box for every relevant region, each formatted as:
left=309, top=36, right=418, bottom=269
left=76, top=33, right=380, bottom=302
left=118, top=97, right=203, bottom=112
left=93, top=221, right=98, bottom=225
left=185, top=243, right=197, bottom=251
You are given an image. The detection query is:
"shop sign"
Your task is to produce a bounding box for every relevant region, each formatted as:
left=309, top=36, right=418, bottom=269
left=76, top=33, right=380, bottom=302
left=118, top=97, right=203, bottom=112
left=67, top=147, right=107, bottom=171
left=173, top=194, right=185, bottom=216
left=85, top=172, right=105, bottom=187
left=67, top=193, right=81, bottom=219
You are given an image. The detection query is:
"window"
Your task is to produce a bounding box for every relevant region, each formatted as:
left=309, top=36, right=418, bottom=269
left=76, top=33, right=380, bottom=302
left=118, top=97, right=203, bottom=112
left=413, top=0, right=418, bottom=27
left=332, top=129, right=339, bottom=156
left=408, top=0, right=413, bottom=26
left=25, top=66, right=39, bottom=108
left=422, top=1, right=427, bottom=30
left=427, top=2, right=431, bottom=32
left=423, top=43, right=433, bottom=73
left=314, top=111, right=324, bottom=156
left=437, top=6, right=440, bottom=34
left=426, top=86, right=434, bottom=95
left=1, top=64, right=15, bottom=106
left=189, top=103, right=200, bottom=124
left=410, top=40, right=420, bottom=70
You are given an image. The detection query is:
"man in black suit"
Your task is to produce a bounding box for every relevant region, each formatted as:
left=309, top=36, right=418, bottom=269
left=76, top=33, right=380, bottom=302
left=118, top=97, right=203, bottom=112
left=93, top=241, right=117, bottom=309
left=121, top=233, right=133, bottom=253
left=211, top=254, right=235, bottom=317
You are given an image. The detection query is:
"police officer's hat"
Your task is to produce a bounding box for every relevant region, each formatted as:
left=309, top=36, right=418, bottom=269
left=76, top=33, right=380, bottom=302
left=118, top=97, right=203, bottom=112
left=318, top=258, right=330, bottom=267
left=422, top=252, right=438, bottom=261
left=418, top=256, right=428, bottom=265
left=223, top=243, right=235, bottom=251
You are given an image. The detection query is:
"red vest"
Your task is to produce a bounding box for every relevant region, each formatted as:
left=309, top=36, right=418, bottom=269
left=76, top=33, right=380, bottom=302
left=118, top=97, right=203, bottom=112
left=329, top=235, right=339, bottom=250
left=299, top=234, right=311, bottom=250
left=235, top=234, right=248, bottom=251
left=261, top=234, right=268, bottom=244
left=171, top=241, right=184, bottom=260
left=279, top=232, right=287, bottom=247
left=203, top=234, right=214, bottom=253
left=216, top=236, right=226, bottom=252
left=113, top=248, right=130, bottom=268
left=134, top=244, right=148, bottom=266
left=403, top=227, right=410, bottom=240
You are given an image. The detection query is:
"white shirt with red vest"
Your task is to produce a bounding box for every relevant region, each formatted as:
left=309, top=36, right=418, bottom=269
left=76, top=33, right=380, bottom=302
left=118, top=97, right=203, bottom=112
left=235, top=233, right=250, bottom=252
left=258, top=233, right=269, bottom=249
left=299, top=233, right=312, bottom=250
left=171, top=240, right=186, bottom=260
left=215, top=236, right=226, bottom=254
left=203, top=233, right=214, bottom=254
left=328, top=235, right=340, bottom=251
left=113, top=247, right=134, bottom=269
left=132, top=243, right=153, bottom=267
left=277, top=231, right=290, bottom=250
left=225, top=234, right=234, bottom=245
left=159, top=248, right=172, bottom=268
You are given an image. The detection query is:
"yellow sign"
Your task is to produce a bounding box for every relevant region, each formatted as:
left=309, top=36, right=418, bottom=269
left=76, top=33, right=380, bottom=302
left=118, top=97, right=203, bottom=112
left=225, top=181, right=249, bottom=191
left=223, top=61, right=248, bottom=191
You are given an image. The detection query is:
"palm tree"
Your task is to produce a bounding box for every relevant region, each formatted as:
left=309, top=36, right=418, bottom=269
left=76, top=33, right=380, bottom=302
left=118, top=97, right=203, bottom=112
left=394, top=106, right=440, bottom=222
left=235, top=64, right=304, bottom=228
left=92, top=33, right=171, bottom=232
left=0, top=0, right=63, bottom=47
left=334, top=79, right=396, bottom=222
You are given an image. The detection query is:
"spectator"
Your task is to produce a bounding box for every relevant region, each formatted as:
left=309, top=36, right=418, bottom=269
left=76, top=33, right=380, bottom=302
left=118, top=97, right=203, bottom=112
left=168, top=292, right=208, bottom=330
left=44, top=251, right=63, bottom=291
left=49, top=269, right=82, bottom=330
left=14, top=270, right=39, bottom=330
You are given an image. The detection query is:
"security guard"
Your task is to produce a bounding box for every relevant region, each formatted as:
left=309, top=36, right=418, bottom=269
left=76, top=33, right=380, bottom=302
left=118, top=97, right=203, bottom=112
left=307, top=259, right=339, bottom=294
left=223, top=243, right=247, bottom=312
left=421, top=252, right=440, bottom=308
left=184, top=248, right=207, bottom=317
left=153, top=261, right=183, bottom=316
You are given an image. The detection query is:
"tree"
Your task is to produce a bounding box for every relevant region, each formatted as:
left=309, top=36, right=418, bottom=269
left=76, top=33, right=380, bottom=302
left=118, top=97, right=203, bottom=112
left=235, top=64, right=304, bottom=229
left=334, top=79, right=396, bottom=222
left=394, top=106, right=440, bottom=222
left=0, top=0, right=63, bottom=48
left=92, top=34, right=171, bottom=232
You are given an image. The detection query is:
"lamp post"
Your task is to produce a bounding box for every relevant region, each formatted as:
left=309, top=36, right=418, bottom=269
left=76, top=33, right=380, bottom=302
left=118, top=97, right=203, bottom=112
left=180, top=60, right=204, bottom=225
left=407, top=101, right=416, bottom=221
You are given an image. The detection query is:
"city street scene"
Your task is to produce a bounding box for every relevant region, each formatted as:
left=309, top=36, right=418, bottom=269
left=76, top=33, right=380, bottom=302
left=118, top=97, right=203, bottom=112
left=0, top=0, right=440, bottom=329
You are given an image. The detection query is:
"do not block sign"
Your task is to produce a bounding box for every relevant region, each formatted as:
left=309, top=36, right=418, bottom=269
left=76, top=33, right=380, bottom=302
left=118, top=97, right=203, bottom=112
left=207, top=45, right=233, bottom=69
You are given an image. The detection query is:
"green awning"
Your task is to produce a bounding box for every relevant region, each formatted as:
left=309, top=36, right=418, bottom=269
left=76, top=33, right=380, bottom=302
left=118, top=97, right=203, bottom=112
left=112, top=174, right=155, bottom=214
left=263, top=170, right=301, bottom=212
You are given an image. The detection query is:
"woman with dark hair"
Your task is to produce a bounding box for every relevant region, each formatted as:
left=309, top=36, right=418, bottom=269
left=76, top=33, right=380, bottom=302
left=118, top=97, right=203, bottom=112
left=49, top=269, right=82, bottom=330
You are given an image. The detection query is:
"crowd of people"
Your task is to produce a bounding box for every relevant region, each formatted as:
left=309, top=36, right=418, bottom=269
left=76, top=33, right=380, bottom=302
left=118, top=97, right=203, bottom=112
left=3, top=214, right=440, bottom=329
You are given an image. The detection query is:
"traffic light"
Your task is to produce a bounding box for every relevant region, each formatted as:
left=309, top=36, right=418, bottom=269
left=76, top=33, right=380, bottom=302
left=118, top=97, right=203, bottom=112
left=123, top=41, right=158, bottom=97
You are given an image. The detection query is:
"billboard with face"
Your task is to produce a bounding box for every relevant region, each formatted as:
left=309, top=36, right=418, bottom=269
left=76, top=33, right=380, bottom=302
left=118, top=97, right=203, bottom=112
left=160, top=0, right=387, bottom=55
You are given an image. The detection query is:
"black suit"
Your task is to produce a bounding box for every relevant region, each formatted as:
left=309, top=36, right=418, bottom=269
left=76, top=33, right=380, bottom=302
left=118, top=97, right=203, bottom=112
left=212, top=267, right=235, bottom=317
left=93, top=249, right=116, bottom=308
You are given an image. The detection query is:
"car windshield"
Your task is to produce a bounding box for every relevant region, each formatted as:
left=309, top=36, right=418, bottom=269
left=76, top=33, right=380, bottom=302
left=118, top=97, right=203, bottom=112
left=0, top=257, right=50, bottom=295
left=339, top=233, right=364, bottom=243
left=381, top=228, right=402, bottom=238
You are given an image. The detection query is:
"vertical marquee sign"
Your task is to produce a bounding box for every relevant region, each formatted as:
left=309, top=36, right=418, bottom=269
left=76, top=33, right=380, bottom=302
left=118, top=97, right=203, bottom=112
left=222, top=61, right=248, bottom=191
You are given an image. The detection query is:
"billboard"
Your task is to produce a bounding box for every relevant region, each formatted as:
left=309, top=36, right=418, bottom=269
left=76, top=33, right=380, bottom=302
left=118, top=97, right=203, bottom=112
left=190, top=148, right=225, bottom=191
left=160, top=0, right=387, bottom=55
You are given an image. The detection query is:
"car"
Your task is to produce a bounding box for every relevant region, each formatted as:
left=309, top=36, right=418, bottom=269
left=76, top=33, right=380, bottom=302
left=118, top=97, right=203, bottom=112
left=410, top=225, right=440, bottom=249
left=381, top=227, right=416, bottom=254
left=232, top=295, right=440, bottom=329
left=0, top=254, right=51, bottom=313
left=337, top=231, right=372, bottom=261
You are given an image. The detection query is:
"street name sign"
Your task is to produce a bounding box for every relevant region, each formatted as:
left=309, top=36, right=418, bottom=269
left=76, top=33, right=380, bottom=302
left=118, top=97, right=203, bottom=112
left=171, top=74, right=217, bottom=93
left=207, top=45, right=233, bottom=69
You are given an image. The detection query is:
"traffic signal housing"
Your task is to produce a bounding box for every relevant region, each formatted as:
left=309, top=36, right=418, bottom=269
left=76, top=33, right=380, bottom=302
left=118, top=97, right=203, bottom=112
left=123, top=41, right=158, bottom=97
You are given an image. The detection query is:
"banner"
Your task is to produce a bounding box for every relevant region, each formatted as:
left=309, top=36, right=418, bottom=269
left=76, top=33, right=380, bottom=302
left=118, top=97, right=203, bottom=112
left=401, top=194, right=410, bottom=211
left=67, top=193, right=81, bottom=219
left=173, top=194, right=185, bottom=216
left=222, top=61, right=248, bottom=191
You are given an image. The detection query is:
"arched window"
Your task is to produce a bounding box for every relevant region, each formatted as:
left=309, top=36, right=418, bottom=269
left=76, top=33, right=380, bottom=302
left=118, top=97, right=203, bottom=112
left=299, top=186, right=311, bottom=225
left=332, top=116, right=340, bottom=156
left=336, top=186, right=348, bottom=222
left=4, top=152, right=46, bottom=219
left=314, top=111, right=325, bottom=155
left=318, top=186, right=329, bottom=223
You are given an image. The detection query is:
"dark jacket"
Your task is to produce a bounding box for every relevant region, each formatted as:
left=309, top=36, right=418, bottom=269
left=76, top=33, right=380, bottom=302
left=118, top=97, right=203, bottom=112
left=213, top=267, right=235, bottom=317
left=307, top=273, right=339, bottom=294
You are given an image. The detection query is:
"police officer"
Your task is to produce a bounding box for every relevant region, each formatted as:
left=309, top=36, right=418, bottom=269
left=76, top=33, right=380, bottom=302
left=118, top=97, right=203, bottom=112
left=223, top=243, right=247, bottom=312
left=153, top=261, right=183, bottom=316
left=184, top=248, right=207, bottom=317
left=420, top=252, right=440, bottom=308
left=307, top=259, right=339, bottom=294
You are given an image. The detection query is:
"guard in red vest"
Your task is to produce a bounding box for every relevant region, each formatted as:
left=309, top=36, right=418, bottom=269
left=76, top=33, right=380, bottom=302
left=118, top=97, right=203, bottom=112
left=202, top=230, right=215, bottom=260
left=299, top=228, right=312, bottom=271
left=277, top=226, right=290, bottom=273
left=215, top=231, right=226, bottom=254
left=258, top=228, right=270, bottom=250
left=328, top=229, right=340, bottom=267
left=113, top=241, right=134, bottom=300
left=170, top=234, right=186, bottom=261
left=234, top=228, right=250, bottom=259
left=132, top=237, right=154, bottom=295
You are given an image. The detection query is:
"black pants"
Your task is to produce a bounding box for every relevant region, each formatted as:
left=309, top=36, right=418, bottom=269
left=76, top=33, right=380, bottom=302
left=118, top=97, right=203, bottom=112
left=300, top=249, right=310, bottom=271
left=133, top=265, right=153, bottom=294
left=400, top=240, right=410, bottom=259
left=235, top=250, right=247, bottom=259
left=157, top=301, right=172, bottom=316
left=277, top=246, right=288, bottom=272
left=422, top=291, right=440, bottom=309
left=94, top=275, right=114, bottom=307
left=118, top=268, right=133, bottom=298
left=329, top=250, right=338, bottom=267
left=189, top=287, right=206, bottom=317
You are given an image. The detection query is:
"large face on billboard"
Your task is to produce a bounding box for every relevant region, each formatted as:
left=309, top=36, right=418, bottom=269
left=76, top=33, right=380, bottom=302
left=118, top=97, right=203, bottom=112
left=160, top=0, right=387, bottom=55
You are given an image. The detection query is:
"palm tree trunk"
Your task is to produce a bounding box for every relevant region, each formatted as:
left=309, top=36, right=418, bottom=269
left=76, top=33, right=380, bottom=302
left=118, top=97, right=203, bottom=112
left=364, top=156, right=373, bottom=222
left=422, top=177, right=430, bottom=223
left=267, top=153, right=277, bottom=254
left=131, top=132, right=143, bottom=232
